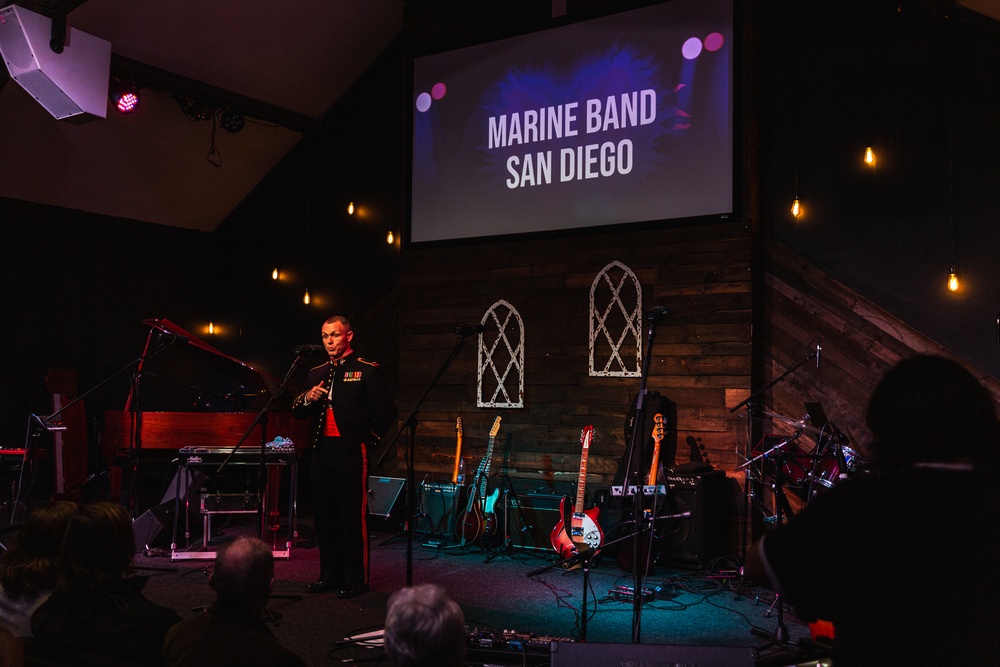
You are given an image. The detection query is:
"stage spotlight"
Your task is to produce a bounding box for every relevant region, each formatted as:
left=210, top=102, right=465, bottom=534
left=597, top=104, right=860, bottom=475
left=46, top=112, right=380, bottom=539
left=220, top=109, right=245, bottom=133
left=109, top=81, right=139, bottom=114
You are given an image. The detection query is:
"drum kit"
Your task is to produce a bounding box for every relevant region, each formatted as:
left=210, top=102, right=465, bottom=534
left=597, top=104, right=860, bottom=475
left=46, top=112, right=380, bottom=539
left=741, top=407, right=871, bottom=511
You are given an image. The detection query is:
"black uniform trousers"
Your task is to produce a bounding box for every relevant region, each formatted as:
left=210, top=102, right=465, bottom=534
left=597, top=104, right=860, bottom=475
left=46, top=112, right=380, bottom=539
left=311, top=435, right=369, bottom=589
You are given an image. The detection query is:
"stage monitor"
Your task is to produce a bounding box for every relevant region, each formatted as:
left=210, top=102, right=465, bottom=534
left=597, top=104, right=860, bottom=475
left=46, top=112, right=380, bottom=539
left=409, top=0, right=734, bottom=244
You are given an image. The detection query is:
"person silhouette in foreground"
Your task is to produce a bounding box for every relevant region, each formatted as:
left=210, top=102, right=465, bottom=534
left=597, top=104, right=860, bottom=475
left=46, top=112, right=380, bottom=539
left=745, top=355, right=1000, bottom=665
left=162, top=536, right=306, bottom=667
left=27, top=501, right=181, bottom=666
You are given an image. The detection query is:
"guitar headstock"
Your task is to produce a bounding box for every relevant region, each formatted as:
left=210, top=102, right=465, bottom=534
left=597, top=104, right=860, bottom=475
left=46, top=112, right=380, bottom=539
left=489, top=415, right=502, bottom=438
left=581, top=425, right=594, bottom=449
left=456, top=416, right=463, bottom=437
left=652, top=413, right=664, bottom=443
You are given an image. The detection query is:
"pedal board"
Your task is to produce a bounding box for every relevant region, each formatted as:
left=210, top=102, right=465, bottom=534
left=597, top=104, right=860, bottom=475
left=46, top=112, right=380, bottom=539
left=466, top=627, right=571, bottom=666
left=607, top=584, right=659, bottom=602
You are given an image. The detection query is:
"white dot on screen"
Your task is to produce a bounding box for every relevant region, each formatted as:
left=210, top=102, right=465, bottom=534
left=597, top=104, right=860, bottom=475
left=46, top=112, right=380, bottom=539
left=415, top=92, right=432, bottom=112
left=682, top=37, right=703, bottom=60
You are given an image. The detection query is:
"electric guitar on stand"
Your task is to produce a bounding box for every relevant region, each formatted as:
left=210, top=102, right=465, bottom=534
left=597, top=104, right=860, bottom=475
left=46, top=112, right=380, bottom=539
left=618, top=413, right=666, bottom=574
left=647, top=413, right=664, bottom=486
left=452, top=417, right=463, bottom=483
left=551, top=425, right=603, bottom=558
left=456, top=416, right=502, bottom=546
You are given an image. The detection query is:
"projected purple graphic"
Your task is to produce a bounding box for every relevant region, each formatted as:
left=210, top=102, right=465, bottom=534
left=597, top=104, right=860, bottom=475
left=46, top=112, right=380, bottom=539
left=411, top=0, right=733, bottom=244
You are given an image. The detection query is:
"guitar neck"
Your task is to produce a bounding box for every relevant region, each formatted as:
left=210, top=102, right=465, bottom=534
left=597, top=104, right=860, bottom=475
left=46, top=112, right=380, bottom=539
left=574, top=427, right=593, bottom=509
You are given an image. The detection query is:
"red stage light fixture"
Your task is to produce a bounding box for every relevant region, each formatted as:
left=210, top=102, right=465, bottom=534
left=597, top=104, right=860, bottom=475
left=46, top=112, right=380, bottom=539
left=109, top=81, right=140, bottom=114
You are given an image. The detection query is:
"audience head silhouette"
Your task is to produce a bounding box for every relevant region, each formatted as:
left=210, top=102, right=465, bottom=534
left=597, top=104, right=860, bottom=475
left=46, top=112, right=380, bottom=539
left=384, top=583, right=466, bottom=667
left=209, top=536, right=274, bottom=615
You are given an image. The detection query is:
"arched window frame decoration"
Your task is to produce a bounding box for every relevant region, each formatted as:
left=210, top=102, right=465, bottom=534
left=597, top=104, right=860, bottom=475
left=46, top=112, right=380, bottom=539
left=589, top=260, right=643, bottom=377
left=477, top=299, right=525, bottom=408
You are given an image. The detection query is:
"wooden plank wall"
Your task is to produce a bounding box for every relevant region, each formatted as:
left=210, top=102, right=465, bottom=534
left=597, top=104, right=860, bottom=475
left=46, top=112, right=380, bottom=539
left=389, top=220, right=753, bottom=498
left=761, top=239, right=1000, bottom=504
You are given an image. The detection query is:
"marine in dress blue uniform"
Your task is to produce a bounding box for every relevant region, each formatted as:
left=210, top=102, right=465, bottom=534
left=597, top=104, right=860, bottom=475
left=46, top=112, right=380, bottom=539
left=292, top=316, right=396, bottom=598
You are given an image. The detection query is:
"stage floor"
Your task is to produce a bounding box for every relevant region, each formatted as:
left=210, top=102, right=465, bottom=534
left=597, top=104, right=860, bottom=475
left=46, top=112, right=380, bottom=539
left=135, top=520, right=823, bottom=666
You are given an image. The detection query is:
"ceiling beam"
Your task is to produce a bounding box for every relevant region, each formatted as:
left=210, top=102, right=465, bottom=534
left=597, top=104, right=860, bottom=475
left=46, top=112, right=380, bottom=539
left=111, top=54, right=324, bottom=136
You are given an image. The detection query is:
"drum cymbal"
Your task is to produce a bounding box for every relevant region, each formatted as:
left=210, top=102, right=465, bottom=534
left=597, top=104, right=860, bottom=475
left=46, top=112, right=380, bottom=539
left=761, top=410, right=823, bottom=439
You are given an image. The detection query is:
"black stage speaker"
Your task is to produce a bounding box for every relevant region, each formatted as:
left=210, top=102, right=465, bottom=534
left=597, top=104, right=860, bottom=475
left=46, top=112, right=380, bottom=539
left=133, top=504, right=171, bottom=552
left=508, top=491, right=563, bottom=551
left=133, top=468, right=206, bottom=552
left=368, top=476, right=406, bottom=517
left=368, top=476, right=407, bottom=533
left=418, top=482, right=461, bottom=539
left=660, top=469, right=729, bottom=569
left=550, top=641, right=755, bottom=666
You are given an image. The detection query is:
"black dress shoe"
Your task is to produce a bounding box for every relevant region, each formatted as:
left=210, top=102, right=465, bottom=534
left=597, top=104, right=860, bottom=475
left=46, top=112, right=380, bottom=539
left=336, top=583, right=369, bottom=599
left=305, top=580, right=331, bottom=593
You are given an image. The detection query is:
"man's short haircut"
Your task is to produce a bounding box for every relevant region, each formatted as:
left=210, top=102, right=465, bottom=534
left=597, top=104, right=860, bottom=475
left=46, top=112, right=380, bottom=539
left=210, top=536, right=274, bottom=608
left=323, top=315, right=351, bottom=330
left=384, top=584, right=466, bottom=667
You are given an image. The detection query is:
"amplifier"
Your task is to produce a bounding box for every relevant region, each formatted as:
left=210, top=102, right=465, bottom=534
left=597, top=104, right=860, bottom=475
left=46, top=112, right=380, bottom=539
left=507, top=491, right=563, bottom=551
left=418, top=482, right=462, bottom=539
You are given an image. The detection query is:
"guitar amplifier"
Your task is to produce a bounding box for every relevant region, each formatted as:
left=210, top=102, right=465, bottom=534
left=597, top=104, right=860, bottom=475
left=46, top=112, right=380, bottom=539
left=507, top=491, right=564, bottom=551
left=418, top=482, right=462, bottom=540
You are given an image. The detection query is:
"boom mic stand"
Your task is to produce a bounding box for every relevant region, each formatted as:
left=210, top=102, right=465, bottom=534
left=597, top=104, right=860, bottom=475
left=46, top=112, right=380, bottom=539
left=372, top=327, right=476, bottom=586
left=621, top=306, right=667, bottom=644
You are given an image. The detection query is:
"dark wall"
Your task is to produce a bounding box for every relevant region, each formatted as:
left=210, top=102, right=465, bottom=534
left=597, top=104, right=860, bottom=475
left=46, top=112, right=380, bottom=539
left=760, top=0, right=1000, bottom=378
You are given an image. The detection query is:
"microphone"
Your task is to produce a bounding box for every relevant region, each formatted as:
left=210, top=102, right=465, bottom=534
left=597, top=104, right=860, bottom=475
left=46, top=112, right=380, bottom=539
left=294, top=344, right=324, bottom=355
left=816, top=339, right=822, bottom=369
left=644, top=306, right=669, bottom=323
left=454, top=323, right=485, bottom=336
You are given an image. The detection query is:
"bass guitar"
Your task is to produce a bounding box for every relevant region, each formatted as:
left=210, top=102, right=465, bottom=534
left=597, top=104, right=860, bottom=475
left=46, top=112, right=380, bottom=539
left=619, top=413, right=665, bottom=574
left=550, top=426, right=603, bottom=558
left=647, top=413, right=664, bottom=486
left=456, top=415, right=502, bottom=546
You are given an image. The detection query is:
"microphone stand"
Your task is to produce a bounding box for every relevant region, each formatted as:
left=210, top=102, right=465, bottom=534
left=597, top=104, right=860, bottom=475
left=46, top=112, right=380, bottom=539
left=372, top=331, right=474, bottom=586
left=623, top=307, right=665, bottom=644
left=213, top=351, right=310, bottom=549
left=22, top=333, right=180, bottom=518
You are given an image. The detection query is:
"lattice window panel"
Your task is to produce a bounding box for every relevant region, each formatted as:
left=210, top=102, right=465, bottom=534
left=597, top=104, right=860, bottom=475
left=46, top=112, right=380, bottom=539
left=589, top=260, right=643, bottom=377
left=477, top=299, right=525, bottom=408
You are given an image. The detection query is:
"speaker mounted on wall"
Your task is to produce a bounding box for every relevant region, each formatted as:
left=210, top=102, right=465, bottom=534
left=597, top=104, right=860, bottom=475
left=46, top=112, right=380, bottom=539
left=0, top=4, right=111, bottom=120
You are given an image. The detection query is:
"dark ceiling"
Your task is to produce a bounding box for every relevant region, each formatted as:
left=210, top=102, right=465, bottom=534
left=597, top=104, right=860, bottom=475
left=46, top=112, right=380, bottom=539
left=0, top=0, right=405, bottom=233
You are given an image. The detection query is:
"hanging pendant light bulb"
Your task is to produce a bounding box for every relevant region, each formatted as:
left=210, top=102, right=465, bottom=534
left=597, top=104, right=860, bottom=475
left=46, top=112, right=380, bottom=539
left=208, top=321, right=215, bottom=335
left=947, top=267, right=959, bottom=292
left=791, top=196, right=802, bottom=219
left=864, top=145, right=876, bottom=166
left=347, top=202, right=355, bottom=215
left=386, top=229, right=394, bottom=244
left=303, top=288, right=311, bottom=305
left=272, top=267, right=279, bottom=280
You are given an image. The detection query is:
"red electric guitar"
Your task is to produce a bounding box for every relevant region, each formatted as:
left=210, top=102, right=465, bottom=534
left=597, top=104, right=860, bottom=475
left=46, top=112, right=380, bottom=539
left=455, top=416, right=502, bottom=546
left=550, top=425, right=603, bottom=558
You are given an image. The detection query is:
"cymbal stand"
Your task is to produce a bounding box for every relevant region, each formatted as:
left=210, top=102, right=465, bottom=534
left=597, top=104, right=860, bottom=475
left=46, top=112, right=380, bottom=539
left=729, top=344, right=817, bottom=560
left=751, top=450, right=791, bottom=649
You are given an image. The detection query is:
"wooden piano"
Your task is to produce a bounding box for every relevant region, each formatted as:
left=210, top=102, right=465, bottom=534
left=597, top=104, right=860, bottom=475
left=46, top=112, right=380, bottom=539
left=102, top=318, right=311, bottom=558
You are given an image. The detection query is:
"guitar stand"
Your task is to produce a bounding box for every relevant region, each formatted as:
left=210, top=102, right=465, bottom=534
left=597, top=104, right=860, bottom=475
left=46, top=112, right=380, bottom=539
left=483, top=472, right=521, bottom=563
